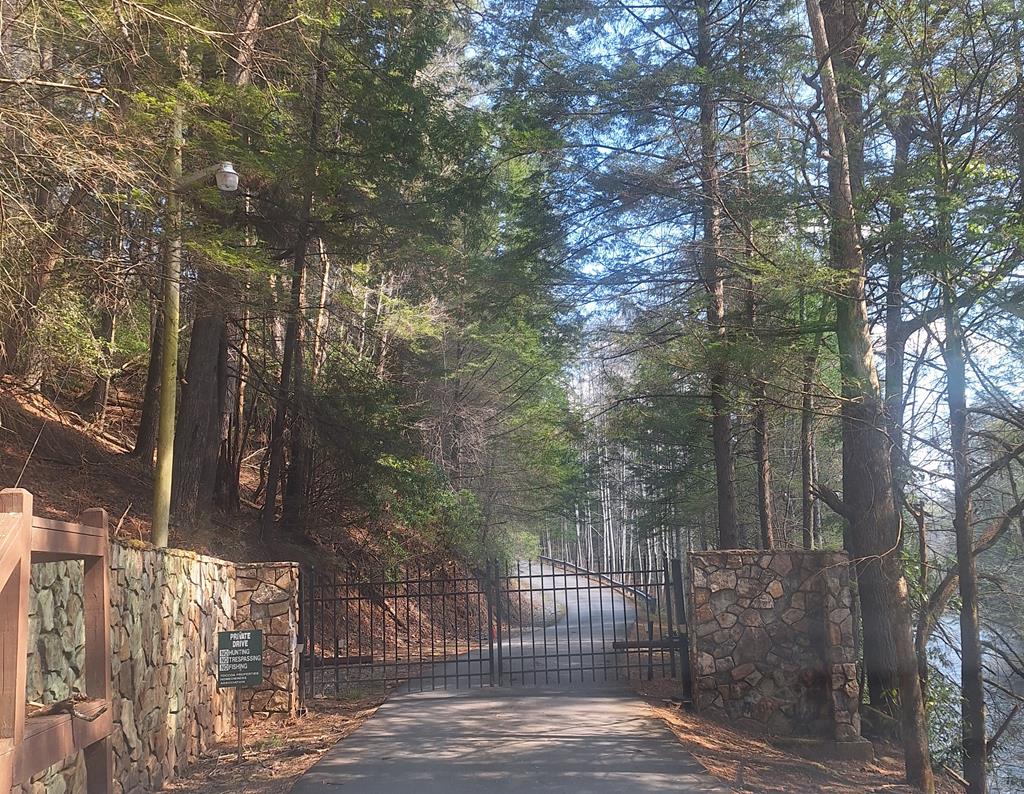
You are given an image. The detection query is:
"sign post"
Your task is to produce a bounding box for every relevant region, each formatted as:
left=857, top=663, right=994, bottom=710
left=217, top=629, right=263, bottom=763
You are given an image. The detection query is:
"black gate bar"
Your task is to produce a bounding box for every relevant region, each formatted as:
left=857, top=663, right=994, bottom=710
left=299, top=557, right=692, bottom=700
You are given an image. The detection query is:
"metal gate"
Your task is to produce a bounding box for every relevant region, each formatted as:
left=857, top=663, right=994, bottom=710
left=299, top=557, right=691, bottom=701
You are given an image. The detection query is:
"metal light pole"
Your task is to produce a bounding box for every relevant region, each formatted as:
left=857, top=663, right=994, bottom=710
left=151, top=100, right=183, bottom=549
left=150, top=101, right=240, bottom=547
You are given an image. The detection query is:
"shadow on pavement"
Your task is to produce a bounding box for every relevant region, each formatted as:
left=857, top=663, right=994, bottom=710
left=292, top=685, right=730, bottom=793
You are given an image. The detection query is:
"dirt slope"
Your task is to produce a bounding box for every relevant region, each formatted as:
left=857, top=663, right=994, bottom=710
left=1, top=381, right=395, bottom=566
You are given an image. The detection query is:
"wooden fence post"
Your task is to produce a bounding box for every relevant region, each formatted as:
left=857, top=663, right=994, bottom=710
left=0, top=489, right=32, bottom=793
left=81, top=507, right=112, bottom=794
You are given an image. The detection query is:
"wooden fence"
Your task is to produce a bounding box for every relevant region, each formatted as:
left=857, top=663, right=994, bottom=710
left=0, top=488, right=112, bottom=793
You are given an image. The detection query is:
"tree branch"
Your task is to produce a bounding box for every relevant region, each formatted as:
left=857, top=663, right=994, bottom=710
left=813, top=483, right=851, bottom=520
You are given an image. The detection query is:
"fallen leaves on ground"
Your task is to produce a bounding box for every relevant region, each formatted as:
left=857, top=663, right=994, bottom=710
left=637, top=681, right=960, bottom=794
left=160, top=698, right=383, bottom=794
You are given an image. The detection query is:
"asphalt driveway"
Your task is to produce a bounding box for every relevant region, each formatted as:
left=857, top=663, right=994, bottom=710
left=291, top=685, right=730, bottom=793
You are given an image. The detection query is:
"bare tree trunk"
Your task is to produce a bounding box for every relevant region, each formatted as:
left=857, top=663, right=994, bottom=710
left=938, top=176, right=987, bottom=794
left=171, top=244, right=241, bottom=520
left=230, top=0, right=262, bottom=88
left=311, top=237, right=332, bottom=382
left=215, top=322, right=241, bottom=512
left=132, top=300, right=163, bottom=466
left=885, top=114, right=914, bottom=504
left=170, top=0, right=263, bottom=523
left=910, top=502, right=929, bottom=689
left=804, top=0, right=933, bottom=789
left=216, top=306, right=248, bottom=513
left=801, top=300, right=826, bottom=549
left=800, top=344, right=819, bottom=549
left=88, top=304, right=116, bottom=428
left=281, top=269, right=309, bottom=531
left=264, top=229, right=308, bottom=532
left=813, top=0, right=901, bottom=714
left=357, top=281, right=371, bottom=358
left=697, top=0, right=738, bottom=549
left=944, top=322, right=986, bottom=794
left=3, top=36, right=69, bottom=379
left=912, top=505, right=927, bottom=594
left=265, top=34, right=325, bottom=534
left=375, top=274, right=394, bottom=378
left=752, top=392, right=775, bottom=549
left=172, top=273, right=227, bottom=522
left=737, top=82, right=774, bottom=550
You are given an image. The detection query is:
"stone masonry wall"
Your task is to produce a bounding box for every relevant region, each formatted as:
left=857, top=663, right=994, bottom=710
left=22, top=561, right=88, bottom=794
left=688, top=550, right=860, bottom=742
left=235, top=563, right=300, bottom=719
left=26, top=561, right=86, bottom=708
left=108, top=543, right=236, bottom=793
left=22, top=541, right=300, bottom=794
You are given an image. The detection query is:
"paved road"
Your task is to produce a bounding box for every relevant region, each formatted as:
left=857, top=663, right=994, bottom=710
left=292, top=685, right=729, bottom=792
left=294, top=563, right=727, bottom=792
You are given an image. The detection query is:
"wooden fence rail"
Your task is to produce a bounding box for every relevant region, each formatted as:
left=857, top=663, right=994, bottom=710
left=0, top=488, right=112, bottom=794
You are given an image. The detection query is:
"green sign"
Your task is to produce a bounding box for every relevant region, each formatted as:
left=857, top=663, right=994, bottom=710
left=218, top=629, right=264, bottom=688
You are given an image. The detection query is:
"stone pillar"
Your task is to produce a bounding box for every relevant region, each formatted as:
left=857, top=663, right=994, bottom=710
left=687, top=550, right=863, bottom=743
left=819, top=553, right=861, bottom=741
left=235, top=563, right=300, bottom=719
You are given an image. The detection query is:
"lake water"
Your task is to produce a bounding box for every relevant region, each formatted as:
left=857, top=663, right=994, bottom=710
left=932, top=616, right=1024, bottom=792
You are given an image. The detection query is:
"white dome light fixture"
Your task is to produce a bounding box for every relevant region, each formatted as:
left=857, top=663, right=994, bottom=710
left=215, top=162, right=240, bottom=192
